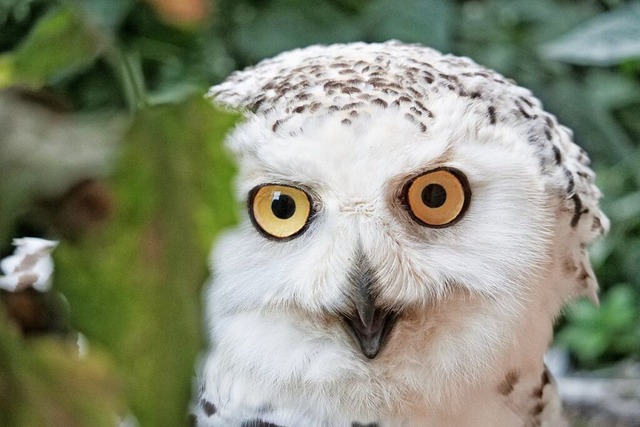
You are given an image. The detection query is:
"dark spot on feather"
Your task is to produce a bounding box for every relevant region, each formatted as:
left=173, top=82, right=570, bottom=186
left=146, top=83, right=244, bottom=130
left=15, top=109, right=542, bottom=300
left=552, top=145, right=562, bottom=164
left=328, top=105, right=340, bottom=112
left=342, top=102, right=364, bottom=110
left=497, top=370, right=520, bottom=395
left=241, top=420, right=283, bottom=427
left=531, top=402, right=545, bottom=416
left=418, top=122, right=427, bottom=132
left=341, top=118, right=352, bottom=126
left=272, top=120, right=282, bottom=133
left=201, top=399, right=216, bottom=416
left=591, top=216, right=604, bottom=233
left=570, top=194, right=586, bottom=227
left=372, top=98, right=388, bottom=108
left=577, top=263, right=591, bottom=283
left=520, top=96, right=534, bottom=108
left=293, top=105, right=306, bottom=114
left=488, top=105, right=497, bottom=124
left=352, top=423, right=379, bottom=427
left=516, top=101, right=532, bottom=119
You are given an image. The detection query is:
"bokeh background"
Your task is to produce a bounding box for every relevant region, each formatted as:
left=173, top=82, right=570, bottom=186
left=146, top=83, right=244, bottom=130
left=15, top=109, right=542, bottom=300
left=0, top=0, right=638, bottom=426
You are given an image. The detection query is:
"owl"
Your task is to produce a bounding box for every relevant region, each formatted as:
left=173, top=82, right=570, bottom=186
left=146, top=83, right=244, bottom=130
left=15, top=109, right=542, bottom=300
left=193, top=41, right=608, bottom=427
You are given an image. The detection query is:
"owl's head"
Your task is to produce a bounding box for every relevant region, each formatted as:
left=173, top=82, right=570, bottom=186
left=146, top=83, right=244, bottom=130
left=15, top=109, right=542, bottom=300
left=206, top=42, right=607, bottom=401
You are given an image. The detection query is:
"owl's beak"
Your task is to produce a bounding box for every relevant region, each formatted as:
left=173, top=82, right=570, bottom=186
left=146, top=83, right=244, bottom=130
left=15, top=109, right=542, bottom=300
left=342, top=254, right=397, bottom=359
left=343, top=303, right=396, bottom=359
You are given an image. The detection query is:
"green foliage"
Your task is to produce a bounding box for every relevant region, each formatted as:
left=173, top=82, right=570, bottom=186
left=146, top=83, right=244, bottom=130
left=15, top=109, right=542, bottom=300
left=55, top=98, right=238, bottom=426
left=557, top=285, right=640, bottom=367
left=0, top=7, right=103, bottom=89
left=0, top=313, right=122, bottom=427
left=541, top=2, right=640, bottom=66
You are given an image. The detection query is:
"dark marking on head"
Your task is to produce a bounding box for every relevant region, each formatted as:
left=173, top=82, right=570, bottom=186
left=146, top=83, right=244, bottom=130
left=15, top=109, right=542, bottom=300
left=488, top=105, right=496, bottom=124
left=200, top=399, right=217, bottom=417
left=309, top=102, right=322, bottom=113
left=497, top=370, right=520, bottom=395
left=241, top=421, right=283, bottom=427
left=530, top=401, right=545, bottom=416
left=342, top=86, right=361, bottom=94
left=552, top=145, right=562, bottom=164
left=342, top=102, right=365, bottom=110
left=372, top=98, right=388, bottom=108
left=350, top=110, right=359, bottom=118
left=570, top=194, right=586, bottom=227
left=577, top=263, right=591, bottom=285
left=423, top=72, right=435, bottom=83
left=591, top=216, right=604, bottom=234
left=519, top=96, right=534, bottom=108
left=342, top=118, right=352, bottom=126
left=324, top=81, right=344, bottom=91
left=532, top=365, right=552, bottom=399
left=516, top=100, right=533, bottom=119
left=562, top=256, right=578, bottom=275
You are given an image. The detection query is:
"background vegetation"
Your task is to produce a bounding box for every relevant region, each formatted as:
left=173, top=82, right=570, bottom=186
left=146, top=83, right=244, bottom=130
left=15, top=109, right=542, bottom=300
left=0, top=0, right=638, bottom=425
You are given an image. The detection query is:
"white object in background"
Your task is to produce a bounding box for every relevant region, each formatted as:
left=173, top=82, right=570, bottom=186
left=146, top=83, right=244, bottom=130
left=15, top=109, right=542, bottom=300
left=0, top=237, right=58, bottom=292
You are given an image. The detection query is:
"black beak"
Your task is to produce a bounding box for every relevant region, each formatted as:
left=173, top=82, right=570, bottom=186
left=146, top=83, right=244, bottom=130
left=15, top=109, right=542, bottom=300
left=342, top=253, right=397, bottom=359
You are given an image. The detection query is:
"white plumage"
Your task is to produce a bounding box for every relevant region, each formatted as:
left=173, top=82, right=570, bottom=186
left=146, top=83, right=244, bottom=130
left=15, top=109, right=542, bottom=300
left=194, top=41, right=607, bottom=427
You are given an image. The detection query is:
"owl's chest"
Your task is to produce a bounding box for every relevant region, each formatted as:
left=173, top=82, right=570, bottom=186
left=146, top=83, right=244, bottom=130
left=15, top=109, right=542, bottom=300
left=198, top=312, right=562, bottom=427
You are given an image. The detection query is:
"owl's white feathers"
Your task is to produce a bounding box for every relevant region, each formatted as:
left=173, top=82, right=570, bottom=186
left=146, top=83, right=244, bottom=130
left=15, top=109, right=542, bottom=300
left=194, top=41, right=607, bottom=426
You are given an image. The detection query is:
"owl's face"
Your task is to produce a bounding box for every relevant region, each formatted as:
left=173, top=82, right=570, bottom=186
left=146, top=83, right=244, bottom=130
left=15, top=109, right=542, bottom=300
left=205, top=42, right=606, bottom=410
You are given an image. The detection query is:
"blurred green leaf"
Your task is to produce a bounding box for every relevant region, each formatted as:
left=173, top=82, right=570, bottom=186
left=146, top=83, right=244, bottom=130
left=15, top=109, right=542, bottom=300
left=55, top=96, right=238, bottom=426
left=232, top=0, right=364, bottom=62
left=362, top=0, right=453, bottom=51
left=0, top=311, right=122, bottom=427
left=557, top=284, right=640, bottom=366
left=0, top=6, right=104, bottom=89
left=541, top=2, right=640, bottom=66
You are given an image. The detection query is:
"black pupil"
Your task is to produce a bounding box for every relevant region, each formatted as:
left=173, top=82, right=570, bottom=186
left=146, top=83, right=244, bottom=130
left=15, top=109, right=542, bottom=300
left=421, top=184, right=447, bottom=208
left=271, top=193, right=296, bottom=219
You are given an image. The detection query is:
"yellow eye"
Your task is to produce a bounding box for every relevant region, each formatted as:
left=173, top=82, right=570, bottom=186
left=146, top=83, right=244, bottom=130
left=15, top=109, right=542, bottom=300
left=403, top=168, right=471, bottom=227
left=249, top=184, right=313, bottom=239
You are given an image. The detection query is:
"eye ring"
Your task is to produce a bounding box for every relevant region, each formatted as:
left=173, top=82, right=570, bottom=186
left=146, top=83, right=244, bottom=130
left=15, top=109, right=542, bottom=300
left=248, top=184, right=314, bottom=240
left=402, top=167, right=471, bottom=228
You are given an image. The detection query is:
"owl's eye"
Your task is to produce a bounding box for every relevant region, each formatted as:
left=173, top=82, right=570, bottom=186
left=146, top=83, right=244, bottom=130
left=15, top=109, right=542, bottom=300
left=249, top=184, right=313, bottom=240
left=403, top=168, right=471, bottom=227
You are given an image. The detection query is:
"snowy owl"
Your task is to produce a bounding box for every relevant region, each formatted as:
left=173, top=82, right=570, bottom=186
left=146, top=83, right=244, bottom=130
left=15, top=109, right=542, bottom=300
left=193, top=41, right=607, bottom=427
